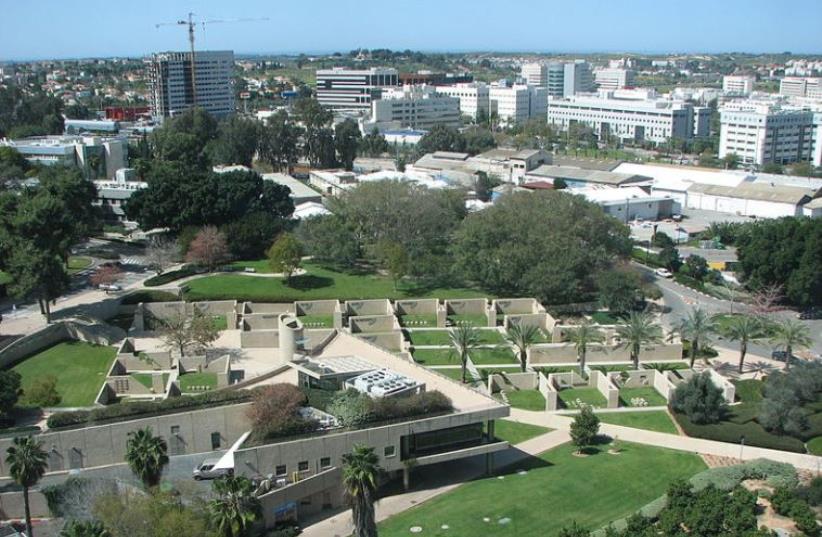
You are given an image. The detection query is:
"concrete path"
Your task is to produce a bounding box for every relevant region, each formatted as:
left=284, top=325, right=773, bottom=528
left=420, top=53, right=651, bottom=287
left=508, top=409, right=822, bottom=471
left=300, top=428, right=570, bottom=537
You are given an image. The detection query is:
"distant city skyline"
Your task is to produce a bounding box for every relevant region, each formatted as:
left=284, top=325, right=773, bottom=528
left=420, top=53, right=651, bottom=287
left=1, top=0, right=822, bottom=61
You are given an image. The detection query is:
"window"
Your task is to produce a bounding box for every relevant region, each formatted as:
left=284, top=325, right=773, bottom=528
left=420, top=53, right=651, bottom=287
left=170, top=425, right=180, bottom=436
left=275, top=464, right=287, bottom=477
left=320, top=457, right=331, bottom=469
left=384, top=445, right=396, bottom=458
left=211, top=432, right=221, bottom=450
left=298, top=460, right=309, bottom=472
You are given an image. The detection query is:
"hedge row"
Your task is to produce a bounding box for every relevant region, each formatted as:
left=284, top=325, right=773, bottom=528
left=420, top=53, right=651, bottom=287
left=120, top=290, right=179, bottom=305
left=144, top=266, right=199, bottom=287
left=673, top=411, right=807, bottom=453
left=47, top=389, right=254, bottom=429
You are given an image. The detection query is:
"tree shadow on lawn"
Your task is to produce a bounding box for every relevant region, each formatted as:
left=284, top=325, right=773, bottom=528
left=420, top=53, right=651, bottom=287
left=283, top=274, right=334, bottom=291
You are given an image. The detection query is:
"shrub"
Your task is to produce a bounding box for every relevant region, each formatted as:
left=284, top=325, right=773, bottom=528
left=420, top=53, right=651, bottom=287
left=570, top=406, right=600, bottom=450
left=144, top=265, right=199, bottom=287
left=327, top=389, right=374, bottom=427
left=796, top=476, right=822, bottom=506
left=670, top=372, right=726, bottom=424
left=247, top=384, right=318, bottom=442
left=370, top=390, right=452, bottom=422
left=689, top=459, right=798, bottom=492
left=47, top=389, right=252, bottom=429
left=121, top=290, right=179, bottom=305
left=25, top=374, right=61, bottom=407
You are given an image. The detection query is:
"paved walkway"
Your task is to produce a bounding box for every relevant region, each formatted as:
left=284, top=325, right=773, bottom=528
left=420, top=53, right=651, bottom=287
left=300, top=429, right=570, bottom=537
left=508, top=409, right=822, bottom=471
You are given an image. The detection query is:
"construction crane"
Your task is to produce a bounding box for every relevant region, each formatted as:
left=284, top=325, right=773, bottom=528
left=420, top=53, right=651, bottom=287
left=155, top=13, right=269, bottom=108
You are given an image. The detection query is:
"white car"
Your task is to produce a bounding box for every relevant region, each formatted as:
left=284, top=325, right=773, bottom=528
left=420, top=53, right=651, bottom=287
left=98, top=283, right=122, bottom=292
left=193, top=458, right=232, bottom=480
left=654, top=268, right=673, bottom=278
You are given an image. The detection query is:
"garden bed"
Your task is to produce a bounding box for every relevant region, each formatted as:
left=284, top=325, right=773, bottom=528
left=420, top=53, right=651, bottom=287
left=618, top=387, right=667, bottom=407
left=558, top=387, right=608, bottom=409
left=298, top=314, right=334, bottom=328
left=399, top=314, right=438, bottom=328
left=179, top=372, right=218, bottom=392
left=504, top=389, right=546, bottom=411
left=447, top=314, right=488, bottom=327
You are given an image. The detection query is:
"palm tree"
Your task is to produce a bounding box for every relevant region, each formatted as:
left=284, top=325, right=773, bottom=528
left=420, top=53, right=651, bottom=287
left=615, top=312, right=663, bottom=369
left=505, top=323, right=541, bottom=372
left=342, top=444, right=382, bottom=537
left=677, top=308, right=717, bottom=368
left=6, top=436, right=48, bottom=537
left=770, top=318, right=812, bottom=370
left=448, top=326, right=480, bottom=383
left=719, top=314, right=765, bottom=374
left=208, top=475, right=262, bottom=537
left=124, top=427, right=168, bottom=490
left=60, top=520, right=110, bottom=537
left=564, top=320, right=605, bottom=374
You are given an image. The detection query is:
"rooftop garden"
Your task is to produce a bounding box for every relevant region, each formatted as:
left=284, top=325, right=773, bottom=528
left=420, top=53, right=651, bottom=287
left=558, top=387, right=608, bottom=409
left=618, top=387, right=667, bottom=407
left=503, top=389, right=546, bottom=411
left=178, top=372, right=218, bottom=393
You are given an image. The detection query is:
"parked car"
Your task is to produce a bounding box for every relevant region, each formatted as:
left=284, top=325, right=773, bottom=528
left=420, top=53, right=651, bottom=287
left=193, top=458, right=232, bottom=480
left=771, top=350, right=797, bottom=364
left=654, top=268, right=673, bottom=278
left=98, top=284, right=121, bottom=292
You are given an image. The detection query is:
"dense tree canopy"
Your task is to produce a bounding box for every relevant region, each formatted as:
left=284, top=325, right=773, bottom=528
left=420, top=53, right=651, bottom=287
left=0, top=85, right=64, bottom=138
left=453, top=191, right=632, bottom=303
left=736, top=217, right=822, bottom=307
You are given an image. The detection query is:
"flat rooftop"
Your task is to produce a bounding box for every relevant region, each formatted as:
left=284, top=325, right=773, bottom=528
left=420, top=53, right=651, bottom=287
left=526, top=164, right=649, bottom=186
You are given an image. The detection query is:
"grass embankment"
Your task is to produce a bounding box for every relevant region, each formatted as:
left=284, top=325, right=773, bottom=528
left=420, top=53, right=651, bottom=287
left=597, top=411, right=679, bottom=434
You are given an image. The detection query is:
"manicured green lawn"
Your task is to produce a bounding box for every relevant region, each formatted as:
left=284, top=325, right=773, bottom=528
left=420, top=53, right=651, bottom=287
left=447, top=314, right=489, bottom=327
left=179, top=372, right=218, bottom=392
left=379, top=442, right=706, bottom=537
left=211, top=314, right=228, bottom=330
left=733, top=379, right=764, bottom=403
left=505, top=389, right=546, bottom=411
left=558, top=387, right=607, bottom=409
left=12, top=341, right=116, bottom=407
left=476, top=329, right=505, bottom=344
left=185, top=262, right=489, bottom=302
left=469, top=348, right=518, bottom=365
left=400, top=314, right=438, bottom=327
left=298, top=314, right=334, bottom=328
left=412, top=349, right=455, bottom=366
left=618, top=387, right=667, bottom=407
left=429, top=367, right=471, bottom=383
left=713, top=314, right=777, bottom=338
left=807, top=437, right=822, bottom=456
left=493, top=420, right=551, bottom=445
left=67, top=256, right=93, bottom=274
left=131, top=373, right=169, bottom=391
left=597, top=411, right=679, bottom=434
left=408, top=330, right=452, bottom=346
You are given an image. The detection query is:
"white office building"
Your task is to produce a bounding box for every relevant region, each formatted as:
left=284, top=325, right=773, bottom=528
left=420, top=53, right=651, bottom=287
left=362, top=85, right=461, bottom=131
left=315, top=67, right=399, bottom=110
left=563, top=61, right=595, bottom=98
left=722, top=75, right=756, bottom=96
left=719, top=101, right=815, bottom=166
left=594, top=68, right=635, bottom=91
left=490, top=85, right=547, bottom=126
left=780, top=77, right=822, bottom=99
left=147, top=50, right=235, bottom=118
left=1, top=135, right=127, bottom=179
left=520, top=63, right=547, bottom=87
left=547, top=90, right=707, bottom=144
left=433, top=83, right=490, bottom=120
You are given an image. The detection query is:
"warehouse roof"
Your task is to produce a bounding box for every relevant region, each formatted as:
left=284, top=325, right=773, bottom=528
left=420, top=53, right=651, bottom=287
left=526, top=165, right=649, bottom=186
left=687, top=182, right=817, bottom=205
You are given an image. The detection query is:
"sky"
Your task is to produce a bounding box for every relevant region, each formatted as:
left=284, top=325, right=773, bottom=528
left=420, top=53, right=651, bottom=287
left=1, top=0, right=821, bottom=61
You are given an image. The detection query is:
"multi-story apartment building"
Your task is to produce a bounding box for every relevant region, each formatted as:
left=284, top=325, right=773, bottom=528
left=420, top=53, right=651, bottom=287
left=520, top=62, right=547, bottom=87
left=719, top=101, right=815, bottom=166
left=315, top=67, right=399, bottom=110
left=435, top=82, right=491, bottom=120
left=563, top=61, right=595, bottom=98
left=362, top=85, right=461, bottom=131
left=547, top=90, right=706, bottom=144
left=490, top=85, right=548, bottom=126
left=594, top=68, right=636, bottom=91
left=399, top=71, right=473, bottom=86
left=779, top=77, right=822, bottom=99
left=722, top=75, right=756, bottom=96
left=146, top=50, right=235, bottom=119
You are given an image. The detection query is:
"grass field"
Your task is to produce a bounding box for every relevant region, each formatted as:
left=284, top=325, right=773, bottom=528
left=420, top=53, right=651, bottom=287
left=400, top=314, right=438, bottom=327
left=13, top=341, right=116, bottom=407
left=211, top=314, right=228, bottom=331
left=298, top=314, right=334, bottom=328
left=618, top=387, right=668, bottom=407
left=493, top=420, right=551, bottom=445
left=378, top=441, right=706, bottom=537
left=597, top=411, right=679, bottom=434
left=67, top=256, right=93, bottom=274
left=505, top=389, right=546, bottom=411
left=408, top=330, right=452, bottom=346
left=447, top=314, right=489, bottom=327
left=558, top=387, right=608, bottom=409
left=178, top=372, right=218, bottom=392
left=476, top=330, right=506, bottom=344
left=469, top=348, right=518, bottom=365
left=131, top=373, right=169, bottom=391
left=429, top=367, right=470, bottom=382
left=807, top=437, right=822, bottom=455
left=185, top=262, right=489, bottom=302
left=412, top=349, right=455, bottom=366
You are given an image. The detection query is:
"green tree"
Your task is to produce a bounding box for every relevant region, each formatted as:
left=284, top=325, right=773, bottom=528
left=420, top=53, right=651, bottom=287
left=558, top=521, right=590, bottom=537
left=505, top=323, right=541, bottom=372
left=334, top=119, right=361, bottom=171
left=259, top=110, right=302, bottom=172
left=60, top=520, right=110, bottom=537
left=0, top=370, right=22, bottom=419
left=595, top=268, right=642, bottom=314
left=377, top=241, right=409, bottom=290
left=682, top=255, right=710, bottom=282
left=359, top=128, right=389, bottom=158
left=723, top=152, right=740, bottom=169
left=124, top=427, right=169, bottom=490
left=565, top=321, right=605, bottom=374
left=448, top=326, right=480, bottom=383
left=93, top=491, right=214, bottom=537
left=770, top=318, right=812, bottom=370
left=208, top=475, right=261, bottom=537
left=222, top=212, right=286, bottom=260
left=342, top=444, right=382, bottom=537
left=616, top=312, right=663, bottom=369
left=6, top=436, right=48, bottom=537
left=677, top=308, right=717, bottom=367
left=25, top=374, right=61, bottom=407
left=719, top=314, right=765, bottom=373
left=208, top=116, right=260, bottom=167
left=670, top=372, right=726, bottom=424
left=297, top=215, right=360, bottom=268
left=267, top=233, right=303, bottom=284
left=414, top=125, right=465, bottom=157
left=569, top=406, right=600, bottom=453
left=657, top=246, right=681, bottom=272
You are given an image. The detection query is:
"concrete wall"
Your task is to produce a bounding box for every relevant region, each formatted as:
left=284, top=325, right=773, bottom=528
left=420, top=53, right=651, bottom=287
left=444, top=299, right=487, bottom=316
left=355, top=332, right=404, bottom=352
left=349, top=315, right=398, bottom=334
left=505, top=313, right=552, bottom=331
left=395, top=299, right=439, bottom=317
left=0, top=403, right=253, bottom=477
left=244, top=302, right=294, bottom=314
left=0, top=320, right=123, bottom=369
left=529, top=342, right=683, bottom=366
left=243, top=313, right=281, bottom=330
left=706, top=368, right=736, bottom=403
left=345, top=299, right=392, bottom=317
left=0, top=490, right=50, bottom=520
left=592, top=370, right=619, bottom=409
left=240, top=331, right=279, bottom=348
left=296, top=300, right=343, bottom=329
left=493, top=298, right=541, bottom=315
